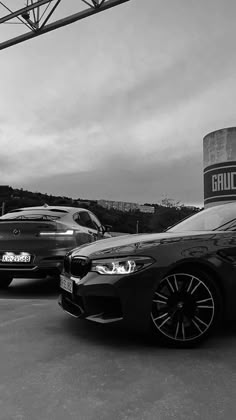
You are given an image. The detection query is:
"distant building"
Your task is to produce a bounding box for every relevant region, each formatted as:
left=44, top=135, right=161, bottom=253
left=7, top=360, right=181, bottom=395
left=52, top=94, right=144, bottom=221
left=73, top=200, right=91, bottom=206
left=138, top=205, right=155, bottom=214
left=98, top=199, right=138, bottom=212
left=98, top=199, right=155, bottom=213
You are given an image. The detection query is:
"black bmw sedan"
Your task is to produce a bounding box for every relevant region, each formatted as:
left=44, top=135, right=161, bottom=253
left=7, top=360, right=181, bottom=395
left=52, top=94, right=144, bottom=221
left=59, top=202, right=236, bottom=347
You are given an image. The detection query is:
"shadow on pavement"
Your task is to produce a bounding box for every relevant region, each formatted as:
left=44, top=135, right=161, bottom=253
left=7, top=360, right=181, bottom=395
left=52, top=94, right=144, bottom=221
left=0, top=277, right=60, bottom=299
left=50, top=314, right=236, bottom=353
left=54, top=315, right=235, bottom=352
left=50, top=315, right=158, bottom=350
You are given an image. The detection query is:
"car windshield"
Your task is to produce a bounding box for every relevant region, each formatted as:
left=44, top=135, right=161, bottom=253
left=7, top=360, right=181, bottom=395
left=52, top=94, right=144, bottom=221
left=0, top=211, right=62, bottom=221
left=168, top=203, right=236, bottom=232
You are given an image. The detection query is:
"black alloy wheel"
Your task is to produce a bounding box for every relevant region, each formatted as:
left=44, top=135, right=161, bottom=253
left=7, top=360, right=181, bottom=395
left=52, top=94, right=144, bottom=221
left=0, top=275, right=13, bottom=289
left=151, top=270, right=221, bottom=347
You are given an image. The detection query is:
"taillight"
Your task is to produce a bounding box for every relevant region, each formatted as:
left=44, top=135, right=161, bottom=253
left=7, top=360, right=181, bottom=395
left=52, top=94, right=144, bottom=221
left=39, top=229, right=74, bottom=236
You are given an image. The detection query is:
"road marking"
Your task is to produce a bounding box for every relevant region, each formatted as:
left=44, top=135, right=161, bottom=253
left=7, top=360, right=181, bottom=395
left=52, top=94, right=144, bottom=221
left=0, top=314, right=36, bottom=327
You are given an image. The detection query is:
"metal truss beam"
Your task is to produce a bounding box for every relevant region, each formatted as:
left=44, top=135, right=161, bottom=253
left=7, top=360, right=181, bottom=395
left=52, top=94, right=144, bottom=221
left=0, top=0, right=130, bottom=50
left=0, top=0, right=52, bottom=24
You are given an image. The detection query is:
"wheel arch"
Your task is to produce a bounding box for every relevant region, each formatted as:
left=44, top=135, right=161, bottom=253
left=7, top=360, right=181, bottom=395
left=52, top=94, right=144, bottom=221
left=164, top=261, right=225, bottom=312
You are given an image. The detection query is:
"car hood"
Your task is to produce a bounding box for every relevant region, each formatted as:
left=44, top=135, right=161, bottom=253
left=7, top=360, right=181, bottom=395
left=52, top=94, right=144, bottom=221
left=71, top=230, right=220, bottom=258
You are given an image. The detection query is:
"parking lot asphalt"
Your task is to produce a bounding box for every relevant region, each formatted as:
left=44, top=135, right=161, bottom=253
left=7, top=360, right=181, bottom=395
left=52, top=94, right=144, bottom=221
left=1, top=280, right=236, bottom=420
left=0, top=277, right=60, bottom=300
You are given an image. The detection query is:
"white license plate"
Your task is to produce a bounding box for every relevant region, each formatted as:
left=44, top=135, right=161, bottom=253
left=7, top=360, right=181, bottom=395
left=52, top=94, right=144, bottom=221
left=60, top=275, right=73, bottom=293
left=2, top=254, right=31, bottom=263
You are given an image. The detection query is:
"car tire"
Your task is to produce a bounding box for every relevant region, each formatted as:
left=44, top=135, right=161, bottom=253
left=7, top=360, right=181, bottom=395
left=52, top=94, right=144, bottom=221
left=150, top=269, right=222, bottom=348
left=0, top=275, right=13, bottom=289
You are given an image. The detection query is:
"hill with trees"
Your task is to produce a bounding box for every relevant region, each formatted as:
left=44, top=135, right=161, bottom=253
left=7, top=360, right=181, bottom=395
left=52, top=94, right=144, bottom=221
left=0, top=186, right=201, bottom=234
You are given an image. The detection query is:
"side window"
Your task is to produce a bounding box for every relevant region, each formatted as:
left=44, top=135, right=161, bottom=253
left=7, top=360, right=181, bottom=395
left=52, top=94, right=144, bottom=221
left=90, top=212, right=102, bottom=231
left=77, top=211, right=95, bottom=229
left=73, top=213, right=81, bottom=226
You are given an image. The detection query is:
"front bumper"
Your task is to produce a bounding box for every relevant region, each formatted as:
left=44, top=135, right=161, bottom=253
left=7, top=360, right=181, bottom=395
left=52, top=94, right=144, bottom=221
left=58, top=267, right=162, bottom=332
left=58, top=293, right=123, bottom=323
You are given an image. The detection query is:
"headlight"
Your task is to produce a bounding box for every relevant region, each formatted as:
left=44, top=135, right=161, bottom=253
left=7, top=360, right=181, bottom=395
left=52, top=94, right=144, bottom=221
left=91, top=256, right=154, bottom=275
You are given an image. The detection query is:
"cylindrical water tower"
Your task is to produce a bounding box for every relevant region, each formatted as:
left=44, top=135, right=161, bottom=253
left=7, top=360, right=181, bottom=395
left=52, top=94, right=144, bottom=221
left=203, top=127, right=236, bottom=207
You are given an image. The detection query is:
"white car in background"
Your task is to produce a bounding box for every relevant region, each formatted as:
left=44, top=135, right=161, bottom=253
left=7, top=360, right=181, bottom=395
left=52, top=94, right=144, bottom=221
left=0, top=205, right=111, bottom=288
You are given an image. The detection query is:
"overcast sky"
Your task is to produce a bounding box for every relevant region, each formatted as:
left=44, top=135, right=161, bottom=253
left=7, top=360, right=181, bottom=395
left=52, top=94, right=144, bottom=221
left=1, top=0, right=236, bottom=206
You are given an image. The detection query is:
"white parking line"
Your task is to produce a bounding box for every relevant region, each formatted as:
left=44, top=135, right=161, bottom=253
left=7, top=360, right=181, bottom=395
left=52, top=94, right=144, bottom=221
left=0, top=314, right=36, bottom=327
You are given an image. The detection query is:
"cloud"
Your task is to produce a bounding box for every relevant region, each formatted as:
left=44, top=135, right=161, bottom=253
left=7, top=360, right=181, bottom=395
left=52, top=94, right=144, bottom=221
left=19, top=149, right=203, bottom=206
left=17, top=23, right=236, bottom=157
left=1, top=0, right=236, bottom=208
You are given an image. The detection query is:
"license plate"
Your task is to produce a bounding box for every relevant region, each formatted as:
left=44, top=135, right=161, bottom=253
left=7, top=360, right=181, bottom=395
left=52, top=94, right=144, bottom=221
left=2, top=253, right=31, bottom=263
left=60, top=275, right=73, bottom=293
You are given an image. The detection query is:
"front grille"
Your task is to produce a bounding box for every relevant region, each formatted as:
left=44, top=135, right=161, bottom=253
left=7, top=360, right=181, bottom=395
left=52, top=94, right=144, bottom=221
left=70, top=257, right=91, bottom=278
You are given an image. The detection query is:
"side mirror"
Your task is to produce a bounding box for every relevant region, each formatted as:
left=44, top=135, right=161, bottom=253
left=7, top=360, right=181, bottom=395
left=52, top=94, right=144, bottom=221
left=103, top=224, right=112, bottom=233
